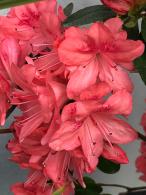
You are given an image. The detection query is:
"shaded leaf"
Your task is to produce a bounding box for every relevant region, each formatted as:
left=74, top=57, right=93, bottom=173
left=0, top=0, right=38, bottom=9
left=124, top=23, right=139, bottom=40
left=141, top=17, right=146, bottom=42
left=75, top=177, right=103, bottom=195
left=64, top=2, right=74, bottom=17
left=98, top=157, right=120, bottom=174
left=64, top=5, right=116, bottom=26
left=134, top=52, right=146, bottom=85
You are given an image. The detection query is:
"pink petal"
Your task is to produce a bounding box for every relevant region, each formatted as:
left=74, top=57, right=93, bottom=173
left=104, top=89, right=133, bottom=116
left=79, top=117, right=103, bottom=170
left=58, top=28, right=93, bottom=66
left=67, top=60, right=98, bottom=99
left=94, top=114, right=138, bottom=144
left=0, top=38, right=20, bottom=80
left=80, top=82, right=111, bottom=101
left=102, top=142, right=129, bottom=164
left=107, top=40, right=144, bottom=65
left=87, top=22, right=113, bottom=47
left=104, top=17, right=127, bottom=40
left=49, top=121, right=80, bottom=151
left=104, top=66, right=133, bottom=93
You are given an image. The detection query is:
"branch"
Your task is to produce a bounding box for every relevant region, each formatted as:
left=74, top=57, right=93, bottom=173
left=98, top=183, right=146, bottom=193
left=0, top=129, right=13, bottom=134
left=97, top=183, right=130, bottom=191
left=138, top=132, right=146, bottom=141
left=6, top=105, right=16, bottom=119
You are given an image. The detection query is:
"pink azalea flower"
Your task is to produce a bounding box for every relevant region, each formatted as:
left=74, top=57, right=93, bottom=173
left=11, top=64, right=66, bottom=141
left=101, top=0, right=134, bottom=15
left=58, top=17, right=144, bottom=99
left=50, top=83, right=137, bottom=171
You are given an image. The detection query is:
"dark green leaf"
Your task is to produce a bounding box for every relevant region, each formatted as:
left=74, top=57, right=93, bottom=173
left=64, top=5, right=116, bottom=26
left=141, top=18, right=146, bottom=42
left=0, top=0, right=38, bottom=9
left=64, top=2, right=74, bottom=17
left=98, top=157, right=120, bottom=174
left=75, top=177, right=102, bottom=195
left=134, top=52, right=146, bottom=85
left=124, top=23, right=139, bottom=40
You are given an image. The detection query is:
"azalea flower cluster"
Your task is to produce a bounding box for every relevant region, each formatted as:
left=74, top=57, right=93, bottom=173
left=0, top=0, right=145, bottom=194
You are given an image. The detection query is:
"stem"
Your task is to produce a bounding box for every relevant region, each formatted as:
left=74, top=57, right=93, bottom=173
left=98, top=183, right=146, bottom=193
left=0, top=129, right=12, bottom=134
left=138, top=132, right=146, bottom=141
left=6, top=105, right=16, bottom=119
left=97, top=183, right=131, bottom=191
left=129, top=186, right=146, bottom=192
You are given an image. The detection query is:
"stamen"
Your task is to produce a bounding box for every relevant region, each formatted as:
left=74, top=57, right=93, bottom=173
left=32, top=43, right=53, bottom=47
left=18, top=111, right=41, bottom=123
left=39, top=62, right=61, bottom=72
left=85, top=123, right=96, bottom=156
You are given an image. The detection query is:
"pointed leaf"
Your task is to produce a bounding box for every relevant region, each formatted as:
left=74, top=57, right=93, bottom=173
left=0, top=0, right=38, bottom=9
left=64, top=5, right=116, bottom=27
left=64, top=2, right=74, bottom=17
left=134, top=52, right=146, bottom=85
left=98, top=157, right=120, bottom=174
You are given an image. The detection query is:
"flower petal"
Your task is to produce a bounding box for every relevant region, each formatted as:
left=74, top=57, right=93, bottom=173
left=102, top=142, right=129, bottom=164
left=67, top=60, right=98, bottom=99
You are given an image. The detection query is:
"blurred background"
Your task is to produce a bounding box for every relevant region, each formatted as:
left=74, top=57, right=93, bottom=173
left=0, top=0, right=146, bottom=194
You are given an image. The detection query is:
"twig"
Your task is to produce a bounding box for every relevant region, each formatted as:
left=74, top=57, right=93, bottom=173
left=0, top=129, right=12, bottom=134
left=98, top=183, right=146, bottom=193
left=138, top=132, right=146, bottom=142
left=6, top=105, right=16, bottom=118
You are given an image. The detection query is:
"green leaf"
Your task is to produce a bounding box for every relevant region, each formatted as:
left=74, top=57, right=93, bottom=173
left=98, top=157, right=120, bottom=174
left=124, top=23, right=139, bottom=40
left=75, top=177, right=103, bottom=195
left=141, top=18, right=146, bottom=42
left=64, top=5, right=116, bottom=26
left=134, top=52, right=146, bottom=85
left=0, top=0, right=39, bottom=9
left=64, top=2, right=74, bottom=17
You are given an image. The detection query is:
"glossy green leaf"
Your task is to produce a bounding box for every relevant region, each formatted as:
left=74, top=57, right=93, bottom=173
left=134, top=52, right=146, bottom=85
left=98, top=157, right=120, bottom=174
left=64, top=2, right=73, bottom=17
left=141, top=18, right=146, bottom=42
left=75, top=177, right=103, bottom=195
left=0, top=0, right=39, bottom=9
left=64, top=5, right=116, bottom=26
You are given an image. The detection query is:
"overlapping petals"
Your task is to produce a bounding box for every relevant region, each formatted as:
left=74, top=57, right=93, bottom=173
left=58, top=17, right=144, bottom=99
left=0, top=0, right=143, bottom=194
